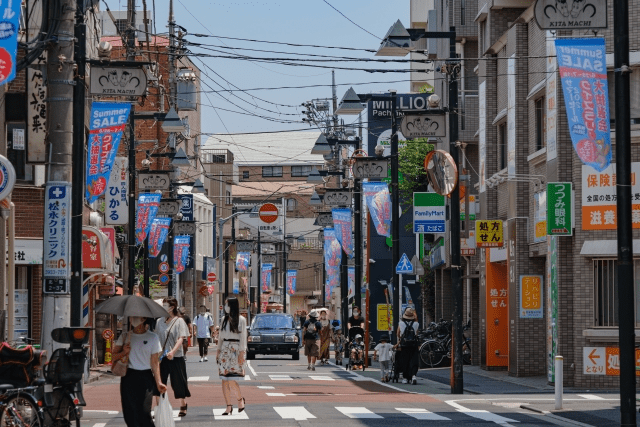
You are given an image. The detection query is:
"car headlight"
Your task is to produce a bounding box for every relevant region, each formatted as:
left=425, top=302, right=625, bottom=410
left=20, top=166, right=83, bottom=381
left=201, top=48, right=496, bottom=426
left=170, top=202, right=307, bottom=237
left=248, top=335, right=261, bottom=342
left=285, top=334, right=298, bottom=343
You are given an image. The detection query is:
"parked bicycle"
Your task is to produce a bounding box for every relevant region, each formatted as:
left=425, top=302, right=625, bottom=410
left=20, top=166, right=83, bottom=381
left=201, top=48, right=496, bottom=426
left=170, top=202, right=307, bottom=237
left=418, top=319, right=472, bottom=368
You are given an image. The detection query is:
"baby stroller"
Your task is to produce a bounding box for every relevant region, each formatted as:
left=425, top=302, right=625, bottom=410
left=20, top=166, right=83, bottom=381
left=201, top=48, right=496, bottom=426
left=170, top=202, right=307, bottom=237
left=345, top=326, right=366, bottom=371
left=389, top=346, right=399, bottom=383
left=333, top=326, right=345, bottom=365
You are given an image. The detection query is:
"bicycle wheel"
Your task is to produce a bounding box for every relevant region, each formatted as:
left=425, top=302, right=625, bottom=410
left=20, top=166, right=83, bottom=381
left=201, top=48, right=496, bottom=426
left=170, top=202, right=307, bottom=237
left=462, top=340, right=472, bottom=365
left=419, top=341, right=445, bottom=368
left=0, top=395, right=43, bottom=427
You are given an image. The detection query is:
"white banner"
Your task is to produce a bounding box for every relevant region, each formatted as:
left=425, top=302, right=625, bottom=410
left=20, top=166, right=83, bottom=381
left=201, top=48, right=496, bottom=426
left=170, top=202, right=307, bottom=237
left=105, top=157, right=129, bottom=225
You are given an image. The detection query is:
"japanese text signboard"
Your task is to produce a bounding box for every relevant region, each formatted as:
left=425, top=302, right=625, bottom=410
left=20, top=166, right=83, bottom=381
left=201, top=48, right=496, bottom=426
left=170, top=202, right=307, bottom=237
left=0, top=0, right=21, bottom=86
left=173, top=235, right=190, bottom=274
left=547, top=182, right=572, bottom=235
left=135, top=193, right=161, bottom=244
left=413, top=192, right=445, bottom=233
left=44, top=182, right=71, bottom=286
left=582, top=163, right=640, bottom=230
left=520, top=275, right=543, bottom=318
left=475, top=220, right=503, bottom=248
left=583, top=346, right=640, bottom=376
left=86, top=103, right=132, bottom=203
left=27, top=54, right=47, bottom=163
left=105, top=157, right=128, bottom=225
left=286, top=270, right=297, bottom=295
left=555, top=38, right=612, bottom=172
left=148, top=218, right=171, bottom=258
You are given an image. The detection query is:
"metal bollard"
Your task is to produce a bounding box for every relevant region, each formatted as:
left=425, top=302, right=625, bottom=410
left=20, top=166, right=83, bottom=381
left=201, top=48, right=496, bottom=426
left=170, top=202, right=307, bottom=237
left=555, top=355, right=563, bottom=410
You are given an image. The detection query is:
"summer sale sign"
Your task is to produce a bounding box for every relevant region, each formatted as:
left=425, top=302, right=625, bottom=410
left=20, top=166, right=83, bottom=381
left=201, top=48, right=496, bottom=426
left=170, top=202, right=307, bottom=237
left=332, top=208, right=353, bottom=258
left=173, top=235, right=191, bottom=274
left=148, top=218, right=171, bottom=258
left=135, top=193, right=161, bottom=244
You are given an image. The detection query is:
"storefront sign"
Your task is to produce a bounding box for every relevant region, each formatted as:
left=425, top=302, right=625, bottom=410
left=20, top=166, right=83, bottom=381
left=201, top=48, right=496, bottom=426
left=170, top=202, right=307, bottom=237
left=44, top=182, right=71, bottom=280
left=460, top=195, right=476, bottom=221
left=534, top=191, right=547, bottom=243
left=507, top=55, right=516, bottom=176
left=520, top=275, right=543, bottom=318
left=377, top=304, right=393, bottom=332
left=178, top=194, right=194, bottom=221
left=27, top=53, right=47, bottom=163
left=461, top=231, right=477, bottom=256
left=547, top=236, right=558, bottom=382
left=6, top=239, right=43, bottom=264
left=547, top=182, right=572, bottom=235
left=105, top=157, right=128, bottom=225
left=582, top=163, right=640, bottom=230
left=583, top=346, right=640, bottom=376
left=546, top=34, right=558, bottom=162
left=413, top=192, right=445, bottom=233
left=475, top=220, right=504, bottom=248
left=135, top=193, right=161, bottom=244
left=479, top=82, right=487, bottom=193
left=0, top=0, right=21, bottom=86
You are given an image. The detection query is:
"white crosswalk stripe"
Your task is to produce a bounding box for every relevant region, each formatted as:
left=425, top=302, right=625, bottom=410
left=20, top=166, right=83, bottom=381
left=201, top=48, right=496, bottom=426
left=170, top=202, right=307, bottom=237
left=188, top=376, right=209, bottom=382
left=446, top=401, right=518, bottom=425
left=269, top=374, right=292, bottom=380
left=335, top=407, right=383, bottom=419
left=396, top=408, right=451, bottom=421
left=309, top=375, right=334, bottom=381
left=91, top=423, right=106, bottom=427
left=273, top=406, right=316, bottom=420
left=212, top=408, right=249, bottom=420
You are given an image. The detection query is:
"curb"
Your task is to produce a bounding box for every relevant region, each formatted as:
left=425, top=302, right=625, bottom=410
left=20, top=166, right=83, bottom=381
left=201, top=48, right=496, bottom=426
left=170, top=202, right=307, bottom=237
left=520, top=405, right=595, bottom=427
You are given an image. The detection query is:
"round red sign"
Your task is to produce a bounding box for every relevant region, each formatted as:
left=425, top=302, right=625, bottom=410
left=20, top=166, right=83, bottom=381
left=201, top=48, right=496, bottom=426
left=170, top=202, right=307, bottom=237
left=102, top=329, right=114, bottom=340
left=207, top=272, right=216, bottom=282
left=259, top=203, right=279, bottom=224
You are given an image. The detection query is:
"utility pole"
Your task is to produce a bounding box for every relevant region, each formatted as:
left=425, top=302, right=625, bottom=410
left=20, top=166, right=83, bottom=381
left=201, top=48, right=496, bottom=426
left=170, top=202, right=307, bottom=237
left=42, top=0, right=76, bottom=353
left=126, top=0, right=136, bottom=295
left=390, top=90, right=400, bottom=343
left=613, top=0, right=636, bottom=420
left=281, top=197, right=287, bottom=313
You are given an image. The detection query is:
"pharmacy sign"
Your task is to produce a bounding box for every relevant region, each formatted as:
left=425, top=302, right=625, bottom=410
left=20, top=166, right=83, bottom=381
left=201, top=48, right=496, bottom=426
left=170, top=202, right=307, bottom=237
left=547, top=182, right=572, bottom=236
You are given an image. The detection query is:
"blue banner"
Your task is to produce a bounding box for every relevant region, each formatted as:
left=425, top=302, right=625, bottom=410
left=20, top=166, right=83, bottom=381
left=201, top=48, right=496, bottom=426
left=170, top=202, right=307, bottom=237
left=148, top=218, right=171, bottom=258
left=86, top=103, right=131, bottom=203
left=135, top=194, right=161, bottom=244
left=363, top=182, right=391, bottom=237
left=173, top=235, right=190, bottom=274
left=348, top=266, right=355, bottom=300
left=332, top=208, right=354, bottom=258
left=0, top=0, right=22, bottom=86
left=323, top=228, right=342, bottom=268
left=261, top=263, right=272, bottom=292
left=236, top=252, right=251, bottom=271
left=286, top=270, right=297, bottom=295
left=555, top=38, right=611, bottom=172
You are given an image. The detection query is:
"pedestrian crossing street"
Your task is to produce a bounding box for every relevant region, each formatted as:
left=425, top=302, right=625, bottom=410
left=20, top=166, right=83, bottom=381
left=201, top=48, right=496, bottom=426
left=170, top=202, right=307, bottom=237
left=187, top=374, right=350, bottom=382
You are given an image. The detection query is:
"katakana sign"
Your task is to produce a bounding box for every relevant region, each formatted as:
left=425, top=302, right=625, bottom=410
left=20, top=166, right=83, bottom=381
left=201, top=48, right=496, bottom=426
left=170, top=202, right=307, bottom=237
left=547, top=182, right=572, bottom=235
left=475, top=220, right=503, bottom=248
left=520, top=275, right=543, bottom=318
left=0, top=0, right=21, bottom=86
left=43, top=182, right=71, bottom=283
left=413, top=192, right=445, bottom=233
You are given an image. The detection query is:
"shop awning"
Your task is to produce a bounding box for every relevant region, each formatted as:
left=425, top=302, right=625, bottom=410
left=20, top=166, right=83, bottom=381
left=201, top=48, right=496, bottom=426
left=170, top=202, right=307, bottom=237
left=580, top=240, right=640, bottom=257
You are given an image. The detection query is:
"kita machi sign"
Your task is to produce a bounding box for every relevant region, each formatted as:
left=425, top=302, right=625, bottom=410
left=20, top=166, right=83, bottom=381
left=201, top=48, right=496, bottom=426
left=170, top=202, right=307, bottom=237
left=400, top=113, right=447, bottom=138
left=90, top=66, right=148, bottom=96
left=534, top=0, right=607, bottom=30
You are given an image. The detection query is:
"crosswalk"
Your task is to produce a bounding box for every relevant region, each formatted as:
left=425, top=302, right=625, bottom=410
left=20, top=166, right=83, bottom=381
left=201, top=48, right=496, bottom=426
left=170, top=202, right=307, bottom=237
left=187, top=374, right=348, bottom=382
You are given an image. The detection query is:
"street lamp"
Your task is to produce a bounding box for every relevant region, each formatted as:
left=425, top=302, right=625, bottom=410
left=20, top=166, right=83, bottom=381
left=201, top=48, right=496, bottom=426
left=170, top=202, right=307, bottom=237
left=335, top=87, right=365, bottom=115
left=171, top=147, right=191, bottom=167
left=375, top=20, right=414, bottom=57
left=161, top=107, right=186, bottom=133
left=307, top=167, right=324, bottom=183
left=311, top=134, right=332, bottom=155
left=310, top=190, right=323, bottom=206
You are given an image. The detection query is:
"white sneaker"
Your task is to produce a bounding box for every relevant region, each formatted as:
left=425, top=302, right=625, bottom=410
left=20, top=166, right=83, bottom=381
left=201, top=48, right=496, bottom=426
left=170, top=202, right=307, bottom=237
left=402, top=379, right=408, bottom=384
left=200, top=357, right=203, bottom=362
left=204, top=357, right=208, bottom=362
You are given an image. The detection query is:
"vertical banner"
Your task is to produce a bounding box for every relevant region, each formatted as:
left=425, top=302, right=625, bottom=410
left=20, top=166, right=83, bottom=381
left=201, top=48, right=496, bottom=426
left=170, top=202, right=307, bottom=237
left=479, top=81, right=487, bottom=193
left=86, top=103, right=132, bottom=203
left=546, top=32, right=558, bottom=162
left=261, top=264, right=272, bottom=292
left=173, top=235, right=191, bottom=274
left=135, top=193, right=161, bottom=244
left=547, top=182, right=572, bottom=236
left=0, top=0, right=22, bottom=86
left=347, top=266, right=355, bottom=300
left=507, top=55, right=517, bottom=176
left=105, top=157, right=129, bottom=225
left=332, top=208, right=353, bottom=257
left=43, top=182, right=71, bottom=281
left=325, top=280, right=332, bottom=302
left=148, top=218, right=171, bottom=258
left=233, top=278, right=240, bottom=294
left=362, top=182, right=391, bottom=237
left=520, top=275, right=543, bottom=318
left=555, top=38, right=611, bottom=172
left=286, top=270, right=297, bottom=295
left=236, top=252, right=251, bottom=271
left=27, top=53, right=47, bottom=163
left=323, top=228, right=342, bottom=268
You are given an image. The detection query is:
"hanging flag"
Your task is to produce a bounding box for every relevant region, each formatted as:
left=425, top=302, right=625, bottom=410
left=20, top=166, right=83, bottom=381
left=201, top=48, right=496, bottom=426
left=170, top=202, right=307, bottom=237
left=148, top=218, right=171, bottom=258
left=555, top=38, right=612, bottom=172
left=287, top=270, right=297, bottom=295
left=363, top=182, right=391, bottom=237
left=236, top=252, right=251, bottom=271
left=173, top=235, right=190, bottom=274
left=0, top=0, right=23, bottom=86
left=325, top=280, right=332, bottom=302
left=261, top=263, right=272, bottom=292
left=332, top=208, right=354, bottom=258
left=404, top=286, right=415, bottom=306
left=323, top=228, right=342, bottom=268
left=233, top=278, right=240, bottom=294
left=135, top=193, right=161, bottom=244
left=86, top=102, right=132, bottom=203
left=348, top=266, right=355, bottom=300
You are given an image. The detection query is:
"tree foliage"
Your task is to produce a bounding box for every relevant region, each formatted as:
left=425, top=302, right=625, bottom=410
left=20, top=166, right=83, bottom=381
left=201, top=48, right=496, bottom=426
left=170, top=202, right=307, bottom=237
left=398, top=139, right=435, bottom=217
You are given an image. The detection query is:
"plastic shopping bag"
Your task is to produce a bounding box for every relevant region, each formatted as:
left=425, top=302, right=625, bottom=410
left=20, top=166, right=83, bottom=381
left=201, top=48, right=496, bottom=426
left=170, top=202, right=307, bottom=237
left=154, top=393, right=175, bottom=427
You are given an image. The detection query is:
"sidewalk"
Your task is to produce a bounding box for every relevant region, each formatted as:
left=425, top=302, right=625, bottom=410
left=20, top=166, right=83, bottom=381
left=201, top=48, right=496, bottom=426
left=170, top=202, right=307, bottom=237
left=519, top=398, right=634, bottom=427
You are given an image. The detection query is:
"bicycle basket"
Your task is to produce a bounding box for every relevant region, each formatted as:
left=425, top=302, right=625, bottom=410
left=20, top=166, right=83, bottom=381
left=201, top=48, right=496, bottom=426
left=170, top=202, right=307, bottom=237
left=45, top=348, right=84, bottom=385
left=0, top=343, right=46, bottom=387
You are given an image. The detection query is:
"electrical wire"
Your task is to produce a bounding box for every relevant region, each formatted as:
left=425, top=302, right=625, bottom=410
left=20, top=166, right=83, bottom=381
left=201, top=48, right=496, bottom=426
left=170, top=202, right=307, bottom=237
left=320, top=0, right=381, bottom=40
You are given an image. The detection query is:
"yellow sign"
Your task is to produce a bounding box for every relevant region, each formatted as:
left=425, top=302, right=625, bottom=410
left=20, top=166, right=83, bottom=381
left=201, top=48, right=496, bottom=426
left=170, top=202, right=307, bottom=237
left=521, top=276, right=542, bottom=309
left=475, top=220, right=503, bottom=248
left=377, top=304, right=393, bottom=331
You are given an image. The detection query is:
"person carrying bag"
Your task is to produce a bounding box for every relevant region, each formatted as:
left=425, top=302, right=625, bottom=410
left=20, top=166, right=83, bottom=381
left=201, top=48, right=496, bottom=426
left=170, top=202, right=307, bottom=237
left=395, top=307, right=420, bottom=385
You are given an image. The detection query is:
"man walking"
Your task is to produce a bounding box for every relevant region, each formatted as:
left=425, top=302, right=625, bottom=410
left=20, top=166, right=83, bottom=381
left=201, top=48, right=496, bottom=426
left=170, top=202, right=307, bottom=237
left=302, top=310, right=322, bottom=371
left=193, top=305, right=214, bottom=362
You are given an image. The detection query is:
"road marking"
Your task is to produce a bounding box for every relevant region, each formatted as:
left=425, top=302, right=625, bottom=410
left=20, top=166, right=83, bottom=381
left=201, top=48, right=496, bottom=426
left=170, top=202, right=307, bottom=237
left=266, top=392, right=287, bottom=397
left=309, top=375, right=334, bottom=381
left=269, top=375, right=292, bottom=380
left=84, top=411, right=120, bottom=415
left=257, top=386, right=275, bottom=389
left=446, top=401, right=518, bottom=425
left=335, top=407, right=383, bottom=419
left=92, top=424, right=107, bottom=427
left=244, top=374, right=251, bottom=381
left=578, top=394, right=605, bottom=400
left=396, top=408, right=451, bottom=420
left=247, top=360, right=257, bottom=377
left=273, top=406, right=316, bottom=420
left=188, top=376, right=209, bottom=382
left=212, top=408, right=249, bottom=420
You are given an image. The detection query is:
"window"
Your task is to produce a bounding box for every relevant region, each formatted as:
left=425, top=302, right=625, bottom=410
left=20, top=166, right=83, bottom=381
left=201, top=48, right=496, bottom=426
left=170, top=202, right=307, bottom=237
left=226, top=191, right=231, bottom=205
left=460, top=0, right=465, bottom=25
left=499, top=124, right=507, bottom=170
left=242, top=171, right=249, bottom=180
left=594, top=259, right=640, bottom=327
left=262, top=166, right=283, bottom=177
left=287, top=198, right=297, bottom=211
left=291, top=165, right=312, bottom=177
left=607, top=69, right=640, bottom=127
left=7, top=123, right=32, bottom=181
left=114, top=19, right=128, bottom=35
left=535, top=97, right=546, bottom=151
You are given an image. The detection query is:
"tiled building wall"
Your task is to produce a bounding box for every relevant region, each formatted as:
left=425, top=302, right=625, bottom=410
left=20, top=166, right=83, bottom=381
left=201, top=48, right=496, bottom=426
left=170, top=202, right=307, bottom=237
left=239, top=165, right=315, bottom=182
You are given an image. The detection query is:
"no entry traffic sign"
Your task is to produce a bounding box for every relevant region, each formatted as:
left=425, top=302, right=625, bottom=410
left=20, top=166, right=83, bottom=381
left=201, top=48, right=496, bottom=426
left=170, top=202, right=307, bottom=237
left=207, top=272, right=216, bottom=282
left=259, top=203, right=279, bottom=224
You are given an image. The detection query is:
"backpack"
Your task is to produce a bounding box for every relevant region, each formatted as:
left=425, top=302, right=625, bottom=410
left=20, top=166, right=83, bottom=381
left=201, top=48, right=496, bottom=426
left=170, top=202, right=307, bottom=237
left=307, top=321, right=317, bottom=334
left=400, top=320, right=417, bottom=347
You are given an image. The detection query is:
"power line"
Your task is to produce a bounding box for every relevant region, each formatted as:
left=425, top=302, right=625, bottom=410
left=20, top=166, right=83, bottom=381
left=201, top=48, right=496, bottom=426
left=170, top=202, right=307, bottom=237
left=320, top=0, right=381, bottom=40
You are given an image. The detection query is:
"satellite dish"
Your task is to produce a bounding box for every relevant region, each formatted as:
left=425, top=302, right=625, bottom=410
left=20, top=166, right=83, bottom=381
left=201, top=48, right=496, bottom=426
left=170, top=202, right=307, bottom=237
left=423, top=150, right=458, bottom=196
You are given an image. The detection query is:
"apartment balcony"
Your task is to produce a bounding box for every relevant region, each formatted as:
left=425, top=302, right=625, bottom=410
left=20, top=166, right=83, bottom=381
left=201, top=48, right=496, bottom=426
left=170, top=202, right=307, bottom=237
left=202, top=149, right=239, bottom=184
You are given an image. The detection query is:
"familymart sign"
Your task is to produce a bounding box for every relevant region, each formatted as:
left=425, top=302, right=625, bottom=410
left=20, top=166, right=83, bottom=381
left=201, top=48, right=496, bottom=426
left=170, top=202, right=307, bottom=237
left=413, top=192, right=445, bottom=233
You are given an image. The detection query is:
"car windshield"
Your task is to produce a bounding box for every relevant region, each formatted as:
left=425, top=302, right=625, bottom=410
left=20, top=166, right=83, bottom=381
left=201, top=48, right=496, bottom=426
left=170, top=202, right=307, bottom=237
left=252, top=315, right=293, bottom=330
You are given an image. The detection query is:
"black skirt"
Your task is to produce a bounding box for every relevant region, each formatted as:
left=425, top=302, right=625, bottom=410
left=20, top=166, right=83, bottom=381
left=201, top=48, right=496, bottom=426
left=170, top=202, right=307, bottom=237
left=120, top=368, right=158, bottom=427
left=156, top=357, right=191, bottom=399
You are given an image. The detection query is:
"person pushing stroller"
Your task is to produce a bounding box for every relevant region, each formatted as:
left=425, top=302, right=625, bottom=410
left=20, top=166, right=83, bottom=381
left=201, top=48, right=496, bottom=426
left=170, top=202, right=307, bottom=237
left=332, top=326, right=345, bottom=365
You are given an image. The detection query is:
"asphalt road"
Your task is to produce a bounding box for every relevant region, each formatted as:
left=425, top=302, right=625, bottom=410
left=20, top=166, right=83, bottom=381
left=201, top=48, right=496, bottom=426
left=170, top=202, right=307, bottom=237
left=81, top=346, right=630, bottom=426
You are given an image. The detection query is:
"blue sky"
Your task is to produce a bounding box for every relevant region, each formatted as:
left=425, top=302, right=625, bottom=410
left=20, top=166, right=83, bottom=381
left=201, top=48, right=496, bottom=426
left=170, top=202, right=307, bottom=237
left=113, top=0, right=410, bottom=135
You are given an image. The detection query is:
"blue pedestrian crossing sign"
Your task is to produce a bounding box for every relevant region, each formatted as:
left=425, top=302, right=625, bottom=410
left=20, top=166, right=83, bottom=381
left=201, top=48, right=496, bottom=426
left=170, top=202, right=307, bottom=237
left=396, top=253, right=414, bottom=274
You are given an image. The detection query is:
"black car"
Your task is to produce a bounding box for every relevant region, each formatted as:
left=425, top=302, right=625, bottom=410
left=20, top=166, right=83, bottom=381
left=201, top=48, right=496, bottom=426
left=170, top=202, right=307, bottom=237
left=247, top=313, right=300, bottom=360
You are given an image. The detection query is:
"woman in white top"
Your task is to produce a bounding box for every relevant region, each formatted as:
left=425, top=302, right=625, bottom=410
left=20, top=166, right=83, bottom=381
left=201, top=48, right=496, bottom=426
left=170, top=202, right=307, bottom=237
left=396, top=307, right=420, bottom=385
left=216, top=297, right=247, bottom=415
left=112, top=317, right=167, bottom=427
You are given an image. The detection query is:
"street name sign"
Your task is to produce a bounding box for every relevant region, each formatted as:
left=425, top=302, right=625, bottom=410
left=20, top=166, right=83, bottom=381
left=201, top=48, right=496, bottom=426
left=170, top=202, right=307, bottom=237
left=534, top=0, right=607, bottom=30
left=288, top=260, right=301, bottom=269
left=158, top=199, right=181, bottom=216
left=175, top=221, right=196, bottom=235
left=400, top=113, right=447, bottom=138
left=413, top=192, right=445, bottom=233
left=316, top=213, right=334, bottom=227
left=138, top=172, right=170, bottom=191
left=90, top=66, right=148, bottom=96
left=323, top=190, right=352, bottom=206
left=236, top=241, right=254, bottom=252
left=263, top=254, right=277, bottom=264
left=352, top=158, right=389, bottom=179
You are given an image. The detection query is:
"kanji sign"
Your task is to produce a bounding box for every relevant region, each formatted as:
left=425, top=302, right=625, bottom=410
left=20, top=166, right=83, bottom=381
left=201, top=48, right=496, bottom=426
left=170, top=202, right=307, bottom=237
left=105, top=157, right=128, bottom=225
left=547, top=182, right=572, bottom=235
left=413, top=192, right=445, bottom=233
left=519, top=275, right=543, bottom=318
left=475, top=220, right=503, bottom=248
left=43, top=182, right=71, bottom=282
left=27, top=53, right=47, bottom=163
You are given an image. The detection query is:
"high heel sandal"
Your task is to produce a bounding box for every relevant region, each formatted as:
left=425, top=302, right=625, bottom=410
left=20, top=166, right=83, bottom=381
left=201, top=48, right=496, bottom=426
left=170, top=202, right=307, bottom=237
left=238, top=397, right=246, bottom=413
left=222, top=405, right=233, bottom=415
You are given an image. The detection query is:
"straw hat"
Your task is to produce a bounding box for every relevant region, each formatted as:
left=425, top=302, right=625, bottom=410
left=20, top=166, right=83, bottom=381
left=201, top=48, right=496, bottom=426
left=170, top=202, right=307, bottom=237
left=308, top=309, right=319, bottom=318
left=402, top=307, right=416, bottom=320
